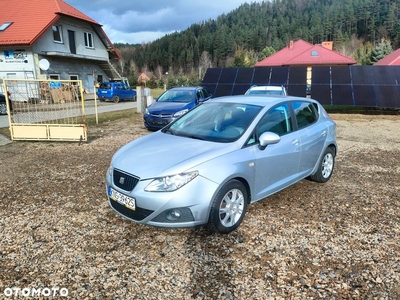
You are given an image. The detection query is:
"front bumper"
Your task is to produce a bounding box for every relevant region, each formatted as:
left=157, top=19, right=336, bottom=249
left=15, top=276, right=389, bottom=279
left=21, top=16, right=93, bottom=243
left=106, top=171, right=219, bottom=229
left=143, top=115, right=174, bottom=130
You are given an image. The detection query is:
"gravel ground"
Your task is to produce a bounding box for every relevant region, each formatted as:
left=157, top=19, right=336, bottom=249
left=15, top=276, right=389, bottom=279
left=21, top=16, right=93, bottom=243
left=0, top=112, right=399, bottom=299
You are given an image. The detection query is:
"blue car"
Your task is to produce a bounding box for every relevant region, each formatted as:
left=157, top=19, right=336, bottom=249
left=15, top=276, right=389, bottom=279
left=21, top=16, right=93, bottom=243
left=97, top=82, right=136, bottom=103
left=144, top=86, right=212, bottom=130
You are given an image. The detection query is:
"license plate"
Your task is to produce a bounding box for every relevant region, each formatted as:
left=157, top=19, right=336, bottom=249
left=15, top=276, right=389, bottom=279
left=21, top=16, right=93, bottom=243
left=101, top=91, right=107, bottom=93
left=108, top=187, right=136, bottom=210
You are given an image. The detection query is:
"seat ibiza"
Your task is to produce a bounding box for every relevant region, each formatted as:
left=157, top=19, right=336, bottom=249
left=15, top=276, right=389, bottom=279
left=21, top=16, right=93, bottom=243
left=106, top=95, right=337, bottom=234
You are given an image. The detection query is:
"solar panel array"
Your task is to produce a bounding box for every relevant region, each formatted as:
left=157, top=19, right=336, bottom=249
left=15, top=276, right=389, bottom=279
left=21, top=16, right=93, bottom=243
left=201, top=66, right=400, bottom=108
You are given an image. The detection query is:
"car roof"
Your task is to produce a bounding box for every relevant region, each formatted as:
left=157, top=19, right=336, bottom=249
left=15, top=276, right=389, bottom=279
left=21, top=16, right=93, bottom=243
left=209, top=95, right=318, bottom=108
left=168, top=86, right=201, bottom=91
left=248, top=85, right=284, bottom=91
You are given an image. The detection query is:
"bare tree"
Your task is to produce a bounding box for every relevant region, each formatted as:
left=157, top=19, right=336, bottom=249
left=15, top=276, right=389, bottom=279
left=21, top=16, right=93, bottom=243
left=199, top=51, right=212, bottom=78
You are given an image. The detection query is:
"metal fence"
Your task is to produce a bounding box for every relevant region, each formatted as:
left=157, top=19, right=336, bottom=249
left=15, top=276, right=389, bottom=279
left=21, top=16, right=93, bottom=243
left=2, top=79, right=87, bottom=141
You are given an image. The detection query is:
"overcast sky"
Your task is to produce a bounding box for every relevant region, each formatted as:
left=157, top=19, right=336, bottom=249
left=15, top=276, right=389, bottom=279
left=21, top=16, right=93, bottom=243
left=64, top=0, right=253, bottom=44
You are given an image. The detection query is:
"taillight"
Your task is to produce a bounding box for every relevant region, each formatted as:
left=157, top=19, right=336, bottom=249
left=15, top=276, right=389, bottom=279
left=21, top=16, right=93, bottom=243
left=7, top=91, right=11, bottom=96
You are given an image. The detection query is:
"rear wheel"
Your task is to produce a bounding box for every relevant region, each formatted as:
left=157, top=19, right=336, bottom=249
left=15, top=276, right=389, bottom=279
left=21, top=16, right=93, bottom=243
left=0, top=103, right=7, bottom=115
left=113, top=95, right=120, bottom=103
left=310, top=147, right=335, bottom=183
left=207, top=180, right=248, bottom=234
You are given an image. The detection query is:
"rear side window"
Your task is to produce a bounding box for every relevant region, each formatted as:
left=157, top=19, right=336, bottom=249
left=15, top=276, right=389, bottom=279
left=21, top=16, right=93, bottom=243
left=292, top=101, right=317, bottom=129
left=99, top=83, right=111, bottom=89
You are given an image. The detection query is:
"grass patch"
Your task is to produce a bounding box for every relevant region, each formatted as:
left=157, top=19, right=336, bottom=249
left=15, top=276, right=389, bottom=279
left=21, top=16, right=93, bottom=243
left=150, top=88, right=165, bottom=98
left=83, top=108, right=138, bottom=126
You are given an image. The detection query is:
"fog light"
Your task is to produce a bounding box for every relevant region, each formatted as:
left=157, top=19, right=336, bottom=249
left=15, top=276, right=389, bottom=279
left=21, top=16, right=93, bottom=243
left=166, top=209, right=181, bottom=221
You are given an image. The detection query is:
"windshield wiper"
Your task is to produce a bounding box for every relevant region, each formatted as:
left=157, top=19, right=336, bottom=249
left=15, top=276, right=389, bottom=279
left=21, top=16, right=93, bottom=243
left=163, top=128, right=175, bottom=135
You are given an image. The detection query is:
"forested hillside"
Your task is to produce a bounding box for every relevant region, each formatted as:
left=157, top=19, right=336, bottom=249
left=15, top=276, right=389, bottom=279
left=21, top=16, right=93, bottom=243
left=114, top=0, right=400, bottom=86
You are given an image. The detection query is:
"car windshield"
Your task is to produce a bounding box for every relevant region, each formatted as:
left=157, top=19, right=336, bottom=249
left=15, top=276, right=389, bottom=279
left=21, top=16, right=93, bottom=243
left=157, top=90, right=195, bottom=103
left=164, top=102, right=262, bottom=142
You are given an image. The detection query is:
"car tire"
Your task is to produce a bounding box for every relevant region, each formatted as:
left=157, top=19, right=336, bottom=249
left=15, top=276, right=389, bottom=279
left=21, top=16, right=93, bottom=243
left=207, top=179, right=248, bottom=234
left=0, top=103, right=7, bottom=115
left=133, top=95, right=137, bottom=102
left=113, top=95, right=120, bottom=103
left=310, top=147, right=335, bottom=183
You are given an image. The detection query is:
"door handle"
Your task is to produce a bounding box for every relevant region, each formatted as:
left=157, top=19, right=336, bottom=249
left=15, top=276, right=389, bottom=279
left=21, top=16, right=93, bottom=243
left=292, top=139, right=299, bottom=145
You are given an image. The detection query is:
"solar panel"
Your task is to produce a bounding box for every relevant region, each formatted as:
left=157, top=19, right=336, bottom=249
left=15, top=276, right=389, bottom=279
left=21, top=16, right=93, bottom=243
left=252, top=67, right=271, bottom=85
left=375, top=85, right=400, bottom=108
left=232, top=84, right=250, bottom=95
left=235, top=68, right=254, bottom=84
left=270, top=67, right=289, bottom=85
left=310, top=85, right=331, bottom=105
left=331, top=66, right=351, bottom=85
left=372, top=66, right=397, bottom=85
left=201, top=67, right=400, bottom=108
left=287, top=85, right=307, bottom=97
left=288, top=67, right=307, bottom=84
left=332, top=85, right=353, bottom=105
left=202, top=68, right=222, bottom=83
left=312, top=67, right=330, bottom=84
left=214, top=84, right=234, bottom=97
left=351, top=66, right=374, bottom=85
left=353, top=85, right=376, bottom=106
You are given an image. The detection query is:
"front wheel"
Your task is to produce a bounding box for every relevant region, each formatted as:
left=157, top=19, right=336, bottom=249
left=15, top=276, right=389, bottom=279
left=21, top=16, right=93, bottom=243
left=113, top=95, right=120, bottom=103
left=207, top=180, right=248, bottom=234
left=0, top=103, right=7, bottom=115
left=310, top=147, right=335, bottom=183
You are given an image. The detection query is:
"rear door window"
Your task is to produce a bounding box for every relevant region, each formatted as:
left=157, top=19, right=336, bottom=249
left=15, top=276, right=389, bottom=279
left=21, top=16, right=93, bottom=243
left=292, top=101, right=318, bottom=130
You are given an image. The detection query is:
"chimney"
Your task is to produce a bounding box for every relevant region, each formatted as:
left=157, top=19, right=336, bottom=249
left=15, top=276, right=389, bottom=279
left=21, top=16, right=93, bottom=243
left=289, top=40, right=294, bottom=50
left=322, top=41, right=333, bottom=50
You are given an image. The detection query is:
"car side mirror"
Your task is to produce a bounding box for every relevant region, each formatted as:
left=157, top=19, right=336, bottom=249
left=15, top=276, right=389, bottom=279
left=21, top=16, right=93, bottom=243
left=258, top=132, right=280, bottom=150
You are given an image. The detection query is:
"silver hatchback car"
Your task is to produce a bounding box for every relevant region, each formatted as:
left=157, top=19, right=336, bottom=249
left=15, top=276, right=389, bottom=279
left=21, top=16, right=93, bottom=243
left=106, top=96, right=337, bottom=234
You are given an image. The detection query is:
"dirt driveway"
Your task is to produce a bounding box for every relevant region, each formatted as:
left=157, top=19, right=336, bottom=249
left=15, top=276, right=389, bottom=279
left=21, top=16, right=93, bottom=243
left=0, top=111, right=399, bottom=299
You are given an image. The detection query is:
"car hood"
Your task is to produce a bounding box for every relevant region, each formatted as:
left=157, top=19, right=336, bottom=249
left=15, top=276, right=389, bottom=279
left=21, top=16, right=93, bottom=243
left=147, top=101, right=194, bottom=115
left=111, top=131, right=239, bottom=179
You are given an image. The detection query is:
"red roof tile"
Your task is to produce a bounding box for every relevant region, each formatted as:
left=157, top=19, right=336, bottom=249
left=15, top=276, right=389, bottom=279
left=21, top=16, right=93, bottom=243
left=374, top=48, right=400, bottom=65
left=0, top=0, right=99, bottom=46
left=255, top=39, right=356, bottom=67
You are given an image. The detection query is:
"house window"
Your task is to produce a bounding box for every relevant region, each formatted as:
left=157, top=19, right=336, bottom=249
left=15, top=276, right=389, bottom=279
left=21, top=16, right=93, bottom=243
left=311, top=50, right=319, bottom=57
left=49, top=74, right=60, bottom=80
left=84, top=32, right=94, bottom=48
left=52, top=25, right=63, bottom=43
left=0, top=22, right=13, bottom=32
left=70, top=75, right=79, bottom=85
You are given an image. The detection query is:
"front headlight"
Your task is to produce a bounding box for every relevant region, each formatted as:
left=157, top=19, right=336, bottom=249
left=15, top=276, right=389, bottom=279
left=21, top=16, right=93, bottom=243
left=145, top=108, right=149, bottom=115
left=173, top=109, right=189, bottom=118
left=145, top=171, right=198, bottom=192
left=107, top=164, right=113, bottom=177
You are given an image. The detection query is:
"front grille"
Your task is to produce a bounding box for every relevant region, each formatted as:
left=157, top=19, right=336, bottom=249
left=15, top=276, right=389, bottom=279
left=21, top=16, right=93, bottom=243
left=147, top=119, right=171, bottom=126
left=113, top=169, right=139, bottom=191
left=109, top=199, right=154, bottom=221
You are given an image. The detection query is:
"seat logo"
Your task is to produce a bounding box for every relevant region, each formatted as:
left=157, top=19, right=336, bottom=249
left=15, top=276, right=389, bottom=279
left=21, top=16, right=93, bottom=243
left=119, top=177, right=125, bottom=185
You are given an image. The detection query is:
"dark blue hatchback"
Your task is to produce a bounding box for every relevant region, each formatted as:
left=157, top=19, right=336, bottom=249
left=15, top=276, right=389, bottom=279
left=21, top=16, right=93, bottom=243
left=144, top=86, right=212, bottom=130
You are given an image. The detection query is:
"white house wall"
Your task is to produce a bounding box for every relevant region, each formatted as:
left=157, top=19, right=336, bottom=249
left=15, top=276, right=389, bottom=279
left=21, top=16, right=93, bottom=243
left=33, top=16, right=109, bottom=60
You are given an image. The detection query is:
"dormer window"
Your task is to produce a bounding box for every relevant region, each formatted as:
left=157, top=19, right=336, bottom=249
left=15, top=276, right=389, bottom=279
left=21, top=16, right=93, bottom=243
left=0, top=22, right=13, bottom=32
left=52, top=25, right=63, bottom=43
left=311, top=50, right=319, bottom=57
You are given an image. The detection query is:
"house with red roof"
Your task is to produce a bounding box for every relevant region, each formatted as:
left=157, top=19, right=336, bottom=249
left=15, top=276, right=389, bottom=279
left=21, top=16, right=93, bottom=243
left=0, top=0, right=121, bottom=93
left=374, top=48, right=400, bottom=65
left=255, top=39, right=356, bottom=67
